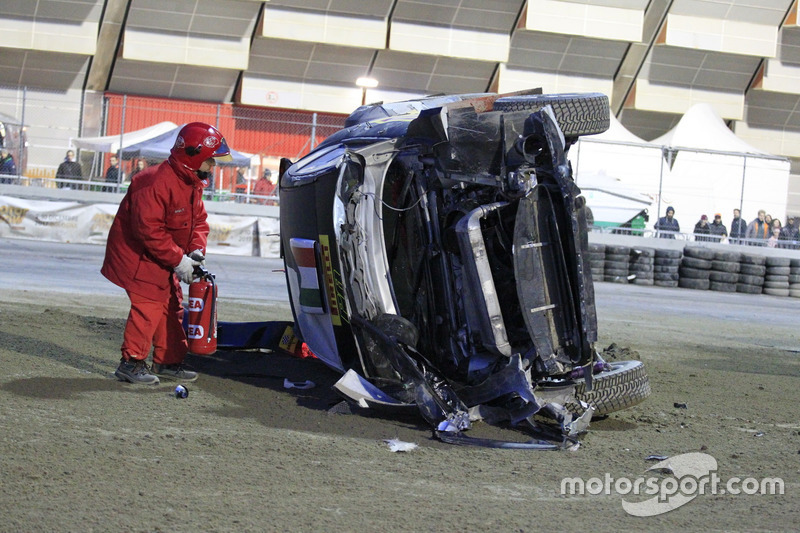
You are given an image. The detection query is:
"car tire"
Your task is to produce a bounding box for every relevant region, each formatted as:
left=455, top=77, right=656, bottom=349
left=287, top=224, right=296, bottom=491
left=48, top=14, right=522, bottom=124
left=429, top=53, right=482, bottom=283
left=654, top=257, right=681, bottom=267
left=711, top=260, right=740, bottom=273
left=709, top=271, right=739, bottom=283
left=679, top=267, right=710, bottom=279
left=568, top=360, right=651, bottom=416
left=710, top=281, right=737, bottom=292
left=681, top=256, right=712, bottom=269
left=679, top=277, right=710, bottom=290
left=655, top=249, right=682, bottom=259
left=763, top=287, right=790, bottom=297
left=737, top=283, right=763, bottom=294
left=737, top=274, right=764, bottom=286
left=683, top=246, right=715, bottom=260
left=714, top=251, right=741, bottom=262
left=765, top=257, right=791, bottom=267
left=493, top=93, right=610, bottom=137
left=741, top=254, right=766, bottom=265
left=654, top=279, right=680, bottom=287
left=766, top=266, right=790, bottom=276
left=654, top=272, right=679, bottom=281
left=739, top=264, right=766, bottom=276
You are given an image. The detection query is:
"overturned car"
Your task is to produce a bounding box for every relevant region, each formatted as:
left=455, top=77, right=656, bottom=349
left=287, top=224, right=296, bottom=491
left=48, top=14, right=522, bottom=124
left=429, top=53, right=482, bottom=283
left=278, top=89, right=650, bottom=448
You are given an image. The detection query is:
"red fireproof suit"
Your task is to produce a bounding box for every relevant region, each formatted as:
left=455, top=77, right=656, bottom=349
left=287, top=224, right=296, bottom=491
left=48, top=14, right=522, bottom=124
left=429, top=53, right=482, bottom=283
left=101, top=157, right=209, bottom=364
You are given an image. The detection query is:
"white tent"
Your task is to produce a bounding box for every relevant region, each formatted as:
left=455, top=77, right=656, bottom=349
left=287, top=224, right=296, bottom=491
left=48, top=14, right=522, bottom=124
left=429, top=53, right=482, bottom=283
left=70, top=121, right=178, bottom=153
left=649, top=104, right=790, bottom=229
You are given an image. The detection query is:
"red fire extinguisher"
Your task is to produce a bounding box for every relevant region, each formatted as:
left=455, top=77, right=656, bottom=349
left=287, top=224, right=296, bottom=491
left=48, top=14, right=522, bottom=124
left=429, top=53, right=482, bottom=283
left=187, top=264, right=217, bottom=355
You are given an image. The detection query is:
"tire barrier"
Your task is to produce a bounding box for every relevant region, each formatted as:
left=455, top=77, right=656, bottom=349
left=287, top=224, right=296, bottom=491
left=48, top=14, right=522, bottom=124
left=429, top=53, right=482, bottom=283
left=594, top=244, right=800, bottom=298
left=588, top=243, right=605, bottom=281
left=653, top=248, right=681, bottom=287
left=791, top=258, right=800, bottom=298
left=628, top=247, right=654, bottom=286
left=604, top=244, right=630, bottom=284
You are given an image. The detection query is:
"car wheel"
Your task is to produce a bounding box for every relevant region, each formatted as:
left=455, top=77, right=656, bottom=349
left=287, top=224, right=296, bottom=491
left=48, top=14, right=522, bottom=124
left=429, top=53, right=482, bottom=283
left=492, top=93, right=610, bottom=137
left=568, top=360, right=651, bottom=416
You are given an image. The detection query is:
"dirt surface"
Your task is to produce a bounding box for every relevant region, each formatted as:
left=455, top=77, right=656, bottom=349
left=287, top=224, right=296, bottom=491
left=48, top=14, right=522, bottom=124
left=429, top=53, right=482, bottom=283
left=1, top=277, right=799, bottom=531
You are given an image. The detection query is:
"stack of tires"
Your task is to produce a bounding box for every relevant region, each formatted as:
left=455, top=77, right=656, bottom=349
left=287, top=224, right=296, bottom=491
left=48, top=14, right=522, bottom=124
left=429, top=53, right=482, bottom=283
left=604, top=245, right=630, bottom=284
left=653, top=249, right=681, bottom=287
left=678, top=246, right=714, bottom=290
left=791, top=259, right=800, bottom=298
left=709, top=250, right=740, bottom=292
left=628, top=247, right=655, bottom=285
left=737, top=254, right=765, bottom=294
left=587, top=243, right=605, bottom=281
left=763, top=256, right=791, bottom=297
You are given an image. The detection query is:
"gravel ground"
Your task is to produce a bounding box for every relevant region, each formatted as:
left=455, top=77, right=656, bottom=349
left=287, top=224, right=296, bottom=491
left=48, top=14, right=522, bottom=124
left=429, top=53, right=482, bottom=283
left=1, top=251, right=799, bottom=531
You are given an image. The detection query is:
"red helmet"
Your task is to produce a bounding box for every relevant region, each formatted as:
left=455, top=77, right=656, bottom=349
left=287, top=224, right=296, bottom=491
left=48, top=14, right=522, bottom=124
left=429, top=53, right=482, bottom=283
left=170, top=122, right=232, bottom=171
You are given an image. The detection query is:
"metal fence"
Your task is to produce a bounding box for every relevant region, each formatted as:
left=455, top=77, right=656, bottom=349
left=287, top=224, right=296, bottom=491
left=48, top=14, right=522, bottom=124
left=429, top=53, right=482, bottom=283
left=0, top=85, right=348, bottom=204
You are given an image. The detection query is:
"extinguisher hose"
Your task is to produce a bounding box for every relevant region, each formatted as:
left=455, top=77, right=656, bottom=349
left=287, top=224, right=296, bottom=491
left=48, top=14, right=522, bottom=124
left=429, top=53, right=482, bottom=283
left=207, top=274, right=216, bottom=344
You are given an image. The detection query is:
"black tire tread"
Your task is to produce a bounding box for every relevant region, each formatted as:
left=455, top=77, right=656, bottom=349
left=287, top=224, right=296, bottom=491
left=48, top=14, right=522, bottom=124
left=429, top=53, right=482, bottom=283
left=569, top=360, right=651, bottom=416
left=493, top=93, right=610, bottom=137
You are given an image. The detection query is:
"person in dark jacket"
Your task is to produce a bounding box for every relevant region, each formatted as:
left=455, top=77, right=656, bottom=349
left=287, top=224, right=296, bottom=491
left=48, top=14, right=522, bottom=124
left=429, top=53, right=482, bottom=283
left=729, top=208, right=747, bottom=244
left=0, top=148, right=16, bottom=183
left=708, top=213, right=727, bottom=242
left=103, top=155, right=120, bottom=191
left=693, top=214, right=712, bottom=242
left=56, top=149, right=82, bottom=189
left=779, top=216, right=799, bottom=249
left=654, top=206, right=680, bottom=238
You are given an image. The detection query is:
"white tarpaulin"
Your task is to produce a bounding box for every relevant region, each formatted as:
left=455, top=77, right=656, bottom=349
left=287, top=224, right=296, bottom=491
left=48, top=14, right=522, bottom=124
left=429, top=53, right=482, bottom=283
left=0, top=196, right=280, bottom=258
left=70, top=122, right=178, bottom=153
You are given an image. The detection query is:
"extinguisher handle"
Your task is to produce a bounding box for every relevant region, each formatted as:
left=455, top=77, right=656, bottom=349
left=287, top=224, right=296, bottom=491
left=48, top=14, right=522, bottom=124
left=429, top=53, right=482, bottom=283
left=193, top=264, right=210, bottom=280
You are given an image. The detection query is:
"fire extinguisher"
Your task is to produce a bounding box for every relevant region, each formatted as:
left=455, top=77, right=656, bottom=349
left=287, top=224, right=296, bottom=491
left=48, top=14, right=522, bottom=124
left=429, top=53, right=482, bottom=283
left=187, top=264, right=217, bottom=355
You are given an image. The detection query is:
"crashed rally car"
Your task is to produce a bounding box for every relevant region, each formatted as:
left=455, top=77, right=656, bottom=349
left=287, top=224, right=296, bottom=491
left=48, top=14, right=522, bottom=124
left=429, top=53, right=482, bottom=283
left=277, top=89, right=650, bottom=449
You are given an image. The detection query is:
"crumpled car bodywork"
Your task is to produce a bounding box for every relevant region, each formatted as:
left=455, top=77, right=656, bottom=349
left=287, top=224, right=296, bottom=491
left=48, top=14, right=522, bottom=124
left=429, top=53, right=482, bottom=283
left=279, top=89, right=648, bottom=448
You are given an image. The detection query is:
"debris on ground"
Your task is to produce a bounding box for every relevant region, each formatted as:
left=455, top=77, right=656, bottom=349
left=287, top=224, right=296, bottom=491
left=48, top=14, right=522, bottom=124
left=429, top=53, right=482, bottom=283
left=383, top=439, right=418, bottom=452
left=601, top=343, right=641, bottom=361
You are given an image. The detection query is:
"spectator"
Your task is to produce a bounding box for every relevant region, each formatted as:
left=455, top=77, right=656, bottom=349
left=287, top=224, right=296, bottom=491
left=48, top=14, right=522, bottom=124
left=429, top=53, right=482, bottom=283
left=235, top=166, right=247, bottom=186
left=729, top=208, right=747, bottom=244
left=252, top=168, right=276, bottom=205
left=654, top=205, right=680, bottom=238
left=771, top=218, right=782, bottom=233
left=0, top=148, right=16, bottom=183
left=101, top=122, right=232, bottom=385
left=745, top=209, right=769, bottom=245
left=129, top=159, right=146, bottom=180
left=765, top=214, right=773, bottom=227
left=767, top=227, right=781, bottom=248
left=104, top=155, right=120, bottom=191
left=693, top=214, right=712, bottom=242
left=708, top=213, right=727, bottom=242
left=56, top=149, right=82, bottom=189
left=779, top=216, right=799, bottom=249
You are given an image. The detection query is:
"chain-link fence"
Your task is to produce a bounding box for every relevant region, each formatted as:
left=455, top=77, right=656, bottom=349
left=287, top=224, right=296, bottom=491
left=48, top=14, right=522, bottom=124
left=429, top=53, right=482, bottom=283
left=0, top=85, right=347, bottom=204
